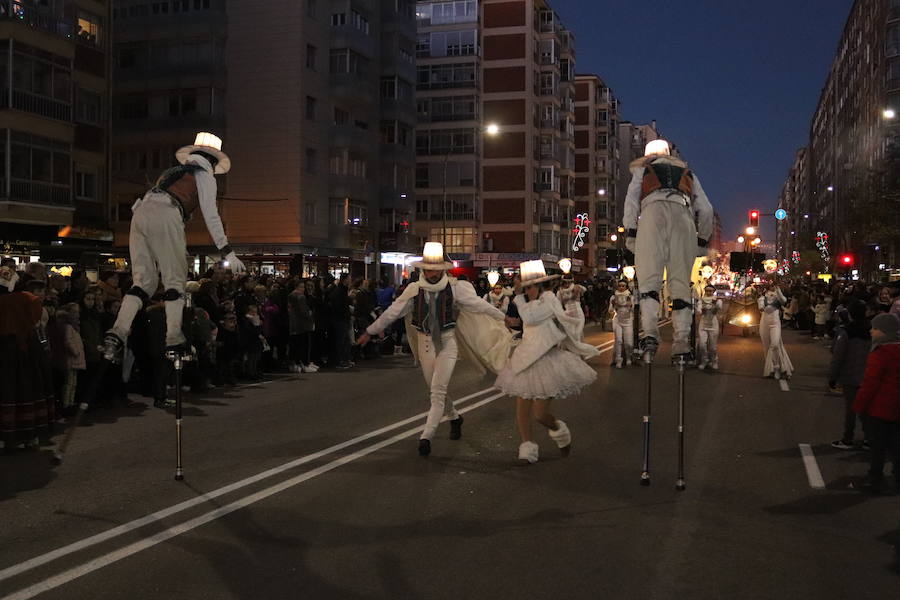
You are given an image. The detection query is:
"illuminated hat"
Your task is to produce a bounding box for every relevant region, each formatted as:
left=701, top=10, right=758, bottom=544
left=410, top=242, right=454, bottom=270
left=519, top=260, right=559, bottom=287
left=644, top=139, right=671, bottom=157
left=176, top=132, right=231, bottom=174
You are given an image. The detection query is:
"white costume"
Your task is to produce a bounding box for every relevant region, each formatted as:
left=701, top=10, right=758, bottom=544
left=484, top=289, right=510, bottom=314
left=495, top=291, right=598, bottom=400
left=107, top=133, right=244, bottom=353
left=609, top=289, right=635, bottom=367
left=556, top=281, right=586, bottom=340
left=367, top=270, right=508, bottom=447
left=758, top=288, right=793, bottom=378
left=696, top=293, right=723, bottom=370
left=623, top=141, right=714, bottom=356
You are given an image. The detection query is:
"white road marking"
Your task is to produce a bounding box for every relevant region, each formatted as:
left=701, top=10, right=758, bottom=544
left=798, top=443, right=826, bottom=489
left=2, top=319, right=668, bottom=590
left=1, top=392, right=506, bottom=600
left=778, top=379, right=790, bottom=392
left=0, top=387, right=497, bottom=584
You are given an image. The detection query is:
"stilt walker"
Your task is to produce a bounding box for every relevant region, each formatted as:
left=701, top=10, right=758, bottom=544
left=623, top=139, right=714, bottom=487
left=55, top=133, right=245, bottom=468
left=609, top=280, right=634, bottom=368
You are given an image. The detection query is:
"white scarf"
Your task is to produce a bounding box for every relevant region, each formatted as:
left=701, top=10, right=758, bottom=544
left=416, top=273, right=450, bottom=293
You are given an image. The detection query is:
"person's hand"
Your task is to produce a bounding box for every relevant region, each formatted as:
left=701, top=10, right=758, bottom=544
left=357, top=332, right=372, bottom=346
left=505, top=316, right=521, bottom=328
left=224, top=251, right=246, bottom=274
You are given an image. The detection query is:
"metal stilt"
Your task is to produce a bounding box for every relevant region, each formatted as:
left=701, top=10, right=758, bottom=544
left=640, top=349, right=652, bottom=486
left=676, top=355, right=687, bottom=491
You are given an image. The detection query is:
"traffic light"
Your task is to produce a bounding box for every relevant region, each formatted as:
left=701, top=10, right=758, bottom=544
left=749, top=210, right=760, bottom=228
left=838, top=253, right=854, bottom=268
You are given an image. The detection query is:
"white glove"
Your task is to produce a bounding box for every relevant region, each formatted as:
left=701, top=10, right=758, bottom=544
left=224, top=251, right=246, bottom=273
left=625, top=236, right=636, bottom=253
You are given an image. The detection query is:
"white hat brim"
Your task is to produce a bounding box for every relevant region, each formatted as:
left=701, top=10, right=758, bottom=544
left=521, top=274, right=560, bottom=287
left=411, top=261, right=455, bottom=271
left=176, top=145, right=231, bottom=174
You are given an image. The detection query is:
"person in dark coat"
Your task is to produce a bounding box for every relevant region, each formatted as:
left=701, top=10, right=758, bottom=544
left=327, top=274, right=352, bottom=369
left=240, top=304, right=264, bottom=381
left=216, top=313, right=240, bottom=385
left=288, top=280, right=317, bottom=372
left=829, top=300, right=871, bottom=450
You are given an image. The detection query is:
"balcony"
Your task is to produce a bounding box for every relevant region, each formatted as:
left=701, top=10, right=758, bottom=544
left=5, top=89, right=72, bottom=122
left=7, top=180, right=73, bottom=208
left=3, top=1, right=74, bottom=39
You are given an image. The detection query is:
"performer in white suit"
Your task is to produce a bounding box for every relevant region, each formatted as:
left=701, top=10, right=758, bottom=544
left=102, top=133, right=245, bottom=361
left=358, top=242, right=510, bottom=457
left=696, top=284, right=723, bottom=370
left=609, top=280, right=635, bottom=368
left=495, top=261, right=599, bottom=464
left=484, top=283, right=510, bottom=313
left=623, top=139, right=714, bottom=359
left=758, top=283, right=793, bottom=379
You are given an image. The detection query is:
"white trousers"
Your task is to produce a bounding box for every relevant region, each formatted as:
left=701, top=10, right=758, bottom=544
left=111, top=193, right=188, bottom=347
left=417, top=331, right=459, bottom=440
left=613, top=319, right=633, bottom=364
left=635, top=199, right=696, bottom=348
left=759, top=310, right=794, bottom=377
left=698, top=328, right=719, bottom=364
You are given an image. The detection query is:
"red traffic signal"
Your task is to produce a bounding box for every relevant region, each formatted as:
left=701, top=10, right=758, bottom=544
left=838, top=254, right=854, bottom=267
left=749, top=210, right=760, bottom=228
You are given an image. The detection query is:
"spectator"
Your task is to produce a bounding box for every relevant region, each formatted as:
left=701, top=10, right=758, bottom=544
left=288, top=280, right=317, bottom=373
left=376, top=278, right=395, bottom=312
left=813, top=294, right=830, bottom=339
left=852, top=313, right=900, bottom=493
left=327, top=273, right=352, bottom=370
left=890, top=285, right=900, bottom=317
left=56, top=304, right=86, bottom=414
left=216, top=313, right=240, bottom=385
left=97, top=271, right=122, bottom=304
left=829, top=301, right=871, bottom=450
left=194, top=280, right=222, bottom=325
left=240, top=303, right=264, bottom=381
left=77, top=288, right=105, bottom=406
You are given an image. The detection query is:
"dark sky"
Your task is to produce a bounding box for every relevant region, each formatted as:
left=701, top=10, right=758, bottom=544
left=553, top=0, right=852, bottom=243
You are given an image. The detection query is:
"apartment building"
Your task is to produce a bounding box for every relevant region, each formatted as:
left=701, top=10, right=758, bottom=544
left=111, top=0, right=417, bottom=277
left=1, top=0, right=112, bottom=270
left=573, top=73, right=619, bottom=273
left=788, top=0, right=899, bottom=273
left=776, top=147, right=809, bottom=261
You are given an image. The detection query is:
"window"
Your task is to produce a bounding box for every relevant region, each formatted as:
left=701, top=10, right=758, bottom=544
left=351, top=10, right=370, bottom=34
left=349, top=156, right=367, bottom=178
left=305, top=148, right=317, bottom=174
left=334, top=107, right=349, bottom=125
left=305, top=96, right=317, bottom=120
left=889, top=25, right=900, bottom=58
left=380, top=77, right=396, bottom=99
left=304, top=202, right=317, bottom=225
left=9, top=131, right=71, bottom=204
left=152, top=2, right=169, bottom=15
left=329, top=152, right=345, bottom=175
left=416, top=63, right=477, bottom=90
left=306, top=45, right=317, bottom=70
left=75, top=170, right=97, bottom=200
left=76, top=11, right=103, bottom=46
left=428, top=227, right=476, bottom=253
left=354, top=120, right=368, bottom=130
left=416, top=163, right=429, bottom=188
left=194, top=0, right=210, bottom=10
left=331, top=12, right=346, bottom=26
left=425, top=30, right=477, bottom=58
left=75, top=89, right=102, bottom=124
left=330, top=49, right=368, bottom=75
left=307, top=0, right=317, bottom=18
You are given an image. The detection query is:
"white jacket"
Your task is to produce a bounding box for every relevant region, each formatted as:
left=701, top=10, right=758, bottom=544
left=509, top=291, right=599, bottom=374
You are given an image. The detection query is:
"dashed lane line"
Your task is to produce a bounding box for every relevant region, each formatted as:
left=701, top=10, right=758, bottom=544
left=799, top=443, right=826, bottom=489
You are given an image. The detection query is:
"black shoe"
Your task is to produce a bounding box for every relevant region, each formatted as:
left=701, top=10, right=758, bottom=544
left=418, top=439, right=431, bottom=457
left=450, top=416, right=464, bottom=440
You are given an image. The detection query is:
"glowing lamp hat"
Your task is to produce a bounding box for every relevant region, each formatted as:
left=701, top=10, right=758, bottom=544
left=519, top=260, right=559, bottom=287
left=644, top=139, right=671, bottom=157
left=176, top=132, right=231, bottom=174
left=410, top=242, right=454, bottom=270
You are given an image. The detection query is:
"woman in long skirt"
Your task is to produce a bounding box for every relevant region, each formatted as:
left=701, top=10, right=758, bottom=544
left=495, top=261, right=599, bottom=463
left=758, top=283, right=793, bottom=379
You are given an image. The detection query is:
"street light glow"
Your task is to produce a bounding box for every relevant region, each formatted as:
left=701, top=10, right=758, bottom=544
left=740, top=313, right=752, bottom=325
left=597, top=188, right=607, bottom=196
left=745, top=226, right=756, bottom=235
left=826, top=185, right=834, bottom=192
left=558, top=258, right=572, bottom=274
left=884, top=108, right=897, bottom=119
left=737, top=236, right=745, bottom=243
left=485, top=123, right=500, bottom=136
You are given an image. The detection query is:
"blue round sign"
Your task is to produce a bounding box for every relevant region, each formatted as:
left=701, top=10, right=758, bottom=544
left=775, top=209, right=787, bottom=221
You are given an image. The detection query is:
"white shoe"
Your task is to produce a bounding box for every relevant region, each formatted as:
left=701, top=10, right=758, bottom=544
left=308, top=363, right=320, bottom=371
left=301, top=365, right=317, bottom=373
left=625, top=358, right=632, bottom=366
left=616, top=361, right=623, bottom=369
left=518, top=441, right=539, bottom=464
left=711, top=360, right=719, bottom=370
left=548, top=420, right=572, bottom=456
left=698, top=362, right=707, bottom=371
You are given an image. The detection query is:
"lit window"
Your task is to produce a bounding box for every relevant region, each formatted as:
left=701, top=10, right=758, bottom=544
left=76, top=11, right=103, bottom=46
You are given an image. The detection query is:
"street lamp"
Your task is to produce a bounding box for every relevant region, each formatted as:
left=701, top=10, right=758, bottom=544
left=487, top=270, right=501, bottom=287
left=745, top=226, right=756, bottom=236
left=609, top=234, right=618, bottom=242
left=444, top=124, right=501, bottom=249
left=752, top=237, right=761, bottom=246
left=884, top=108, right=896, bottom=120
left=623, top=265, right=636, bottom=281
left=597, top=188, right=607, bottom=196
left=558, top=258, right=572, bottom=274
left=737, top=235, right=745, bottom=244
left=826, top=185, right=834, bottom=192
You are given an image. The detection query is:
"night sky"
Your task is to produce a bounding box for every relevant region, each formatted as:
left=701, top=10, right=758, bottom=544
left=554, top=0, right=852, bottom=244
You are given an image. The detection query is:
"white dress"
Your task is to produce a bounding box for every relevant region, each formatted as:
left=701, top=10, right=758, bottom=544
left=758, top=290, right=794, bottom=378
left=495, top=292, right=598, bottom=400
left=556, top=284, right=586, bottom=340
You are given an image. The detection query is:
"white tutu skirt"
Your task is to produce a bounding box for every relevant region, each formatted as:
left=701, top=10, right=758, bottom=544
left=495, top=347, right=596, bottom=400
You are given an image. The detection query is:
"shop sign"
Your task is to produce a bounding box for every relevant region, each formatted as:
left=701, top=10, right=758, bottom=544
left=57, top=226, right=114, bottom=242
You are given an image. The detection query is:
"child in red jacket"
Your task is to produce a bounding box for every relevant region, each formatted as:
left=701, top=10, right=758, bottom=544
left=853, top=313, right=900, bottom=492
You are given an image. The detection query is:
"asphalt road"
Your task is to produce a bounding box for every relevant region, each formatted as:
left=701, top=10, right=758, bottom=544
left=1, top=322, right=897, bottom=600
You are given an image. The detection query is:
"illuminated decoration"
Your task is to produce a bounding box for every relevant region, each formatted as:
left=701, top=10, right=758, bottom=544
left=644, top=139, right=670, bottom=156
left=558, top=258, right=572, bottom=274
left=487, top=270, right=501, bottom=286
left=701, top=265, right=714, bottom=279
left=740, top=313, right=752, bottom=325
left=838, top=253, right=854, bottom=267
left=763, top=259, right=778, bottom=273
left=50, top=266, right=73, bottom=277
left=791, top=250, right=800, bottom=264
left=572, top=213, right=590, bottom=252
left=775, top=209, right=787, bottom=221
left=815, top=232, right=830, bottom=262
left=623, top=265, right=636, bottom=280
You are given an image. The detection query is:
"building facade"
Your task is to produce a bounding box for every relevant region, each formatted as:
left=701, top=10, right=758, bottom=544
left=111, top=0, right=417, bottom=277
left=1, top=0, right=113, bottom=269
left=784, top=0, right=900, bottom=275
